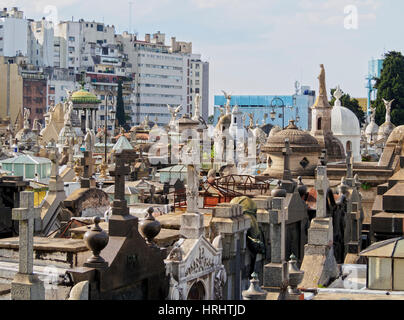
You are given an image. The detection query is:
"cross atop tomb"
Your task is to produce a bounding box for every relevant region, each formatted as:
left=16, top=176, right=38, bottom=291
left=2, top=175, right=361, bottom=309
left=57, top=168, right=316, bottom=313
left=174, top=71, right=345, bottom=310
left=113, top=156, right=131, bottom=202
left=282, top=138, right=293, bottom=181
left=12, top=192, right=41, bottom=275
left=80, top=151, right=96, bottom=188
left=315, top=165, right=329, bottom=218
left=108, top=149, right=138, bottom=237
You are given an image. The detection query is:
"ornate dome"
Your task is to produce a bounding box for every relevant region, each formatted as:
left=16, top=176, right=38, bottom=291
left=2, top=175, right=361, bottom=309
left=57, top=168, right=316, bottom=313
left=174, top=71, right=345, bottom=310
left=268, top=125, right=281, bottom=138
left=386, top=125, right=404, bottom=144
left=331, top=105, right=360, bottom=136
left=266, top=121, right=320, bottom=149
left=71, top=89, right=101, bottom=105
left=378, top=121, right=396, bottom=141
left=365, top=121, right=379, bottom=136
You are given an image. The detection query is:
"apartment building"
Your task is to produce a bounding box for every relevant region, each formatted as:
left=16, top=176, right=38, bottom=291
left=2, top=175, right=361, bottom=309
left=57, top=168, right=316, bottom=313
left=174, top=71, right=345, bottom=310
left=44, top=67, right=77, bottom=107
left=117, top=32, right=194, bottom=126
left=54, top=19, right=116, bottom=72
left=0, top=7, right=27, bottom=57
left=190, top=53, right=209, bottom=121
left=0, top=56, right=24, bottom=124
left=0, top=9, right=209, bottom=128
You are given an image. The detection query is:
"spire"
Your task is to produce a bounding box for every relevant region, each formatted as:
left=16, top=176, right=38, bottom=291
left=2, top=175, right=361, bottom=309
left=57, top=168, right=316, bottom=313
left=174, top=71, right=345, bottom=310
left=312, top=64, right=332, bottom=109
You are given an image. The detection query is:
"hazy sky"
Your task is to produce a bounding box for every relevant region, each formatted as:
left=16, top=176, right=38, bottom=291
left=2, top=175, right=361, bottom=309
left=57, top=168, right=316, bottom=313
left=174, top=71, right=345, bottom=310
left=4, top=0, right=404, bottom=106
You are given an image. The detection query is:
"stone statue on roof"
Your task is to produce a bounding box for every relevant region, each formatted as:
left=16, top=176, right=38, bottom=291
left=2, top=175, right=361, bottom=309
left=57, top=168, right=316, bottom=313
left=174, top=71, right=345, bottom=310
left=23, top=108, right=30, bottom=129
left=370, top=105, right=376, bottom=122
left=383, top=99, right=394, bottom=123
left=222, top=90, right=232, bottom=115
left=318, top=64, right=327, bottom=98
left=193, top=94, right=201, bottom=121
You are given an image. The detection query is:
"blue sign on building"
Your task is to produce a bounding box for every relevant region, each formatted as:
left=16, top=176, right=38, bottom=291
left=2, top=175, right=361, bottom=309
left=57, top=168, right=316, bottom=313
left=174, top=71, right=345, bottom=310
left=213, top=89, right=316, bottom=131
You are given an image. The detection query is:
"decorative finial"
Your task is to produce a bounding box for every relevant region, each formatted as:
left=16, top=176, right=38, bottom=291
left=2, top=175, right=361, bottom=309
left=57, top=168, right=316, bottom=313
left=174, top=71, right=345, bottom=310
left=83, top=216, right=109, bottom=268
left=139, top=207, right=161, bottom=247
left=334, top=85, right=343, bottom=106
left=271, top=180, right=287, bottom=198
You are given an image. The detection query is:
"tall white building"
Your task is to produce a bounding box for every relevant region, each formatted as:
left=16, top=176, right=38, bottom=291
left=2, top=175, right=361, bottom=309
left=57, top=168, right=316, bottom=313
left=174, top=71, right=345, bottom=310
left=0, top=7, right=27, bottom=57
left=54, top=19, right=116, bottom=72
left=117, top=31, right=196, bottom=126
left=190, top=53, right=209, bottom=121
left=28, top=18, right=54, bottom=67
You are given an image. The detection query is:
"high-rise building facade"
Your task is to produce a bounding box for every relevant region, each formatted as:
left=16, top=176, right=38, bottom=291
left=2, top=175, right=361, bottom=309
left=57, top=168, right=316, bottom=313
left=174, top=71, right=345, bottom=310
left=0, top=7, right=27, bottom=57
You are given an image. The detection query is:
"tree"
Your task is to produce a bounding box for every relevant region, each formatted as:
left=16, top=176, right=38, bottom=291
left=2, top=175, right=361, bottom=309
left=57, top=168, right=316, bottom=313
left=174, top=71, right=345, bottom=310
left=374, top=51, right=404, bottom=126
left=208, top=115, right=214, bottom=125
left=330, top=88, right=366, bottom=125
left=115, top=80, right=127, bottom=129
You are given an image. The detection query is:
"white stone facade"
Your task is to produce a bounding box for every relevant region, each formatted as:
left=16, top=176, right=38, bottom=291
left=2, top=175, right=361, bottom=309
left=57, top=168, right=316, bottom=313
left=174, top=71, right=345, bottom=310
left=165, top=236, right=226, bottom=300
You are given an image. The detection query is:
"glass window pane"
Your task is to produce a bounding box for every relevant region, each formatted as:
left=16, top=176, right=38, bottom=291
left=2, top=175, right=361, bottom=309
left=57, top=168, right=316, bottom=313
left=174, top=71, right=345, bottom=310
left=25, top=164, right=35, bottom=179
left=368, top=257, right=392, bottom=290
left=15, top=164, right=24, bottom=177
left=394, top=259, right=404, bottom=291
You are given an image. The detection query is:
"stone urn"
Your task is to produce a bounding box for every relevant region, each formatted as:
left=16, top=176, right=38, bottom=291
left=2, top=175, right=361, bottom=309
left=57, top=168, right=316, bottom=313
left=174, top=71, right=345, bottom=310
left=242, top=272, right=267, bottom=300
left=288, top=254, right=304, bottom=295
left=139, top=207, right=161, bottom=246
left=83, top=216, right=109, bottom=267
left=271, top=180, right=287, bottom=198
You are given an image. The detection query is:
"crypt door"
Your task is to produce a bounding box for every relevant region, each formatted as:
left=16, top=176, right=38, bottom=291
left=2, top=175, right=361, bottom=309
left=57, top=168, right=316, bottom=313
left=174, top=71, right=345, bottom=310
left=187, top=281, right=205, bottom=300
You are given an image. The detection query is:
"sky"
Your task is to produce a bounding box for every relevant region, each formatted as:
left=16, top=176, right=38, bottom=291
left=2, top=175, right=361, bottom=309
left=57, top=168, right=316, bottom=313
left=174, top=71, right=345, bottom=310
left=4, top=0, right=404, bottom=108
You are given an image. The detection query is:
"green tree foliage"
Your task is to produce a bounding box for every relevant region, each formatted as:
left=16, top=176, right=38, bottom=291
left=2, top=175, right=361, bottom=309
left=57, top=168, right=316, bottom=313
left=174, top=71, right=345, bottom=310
left=374, top=51, right=404, bottom=126
left=116, top=80, right=127, bottom=129
left=330, top=88, right=366, bottom=125
left=208, top=115, right=214, bottom=125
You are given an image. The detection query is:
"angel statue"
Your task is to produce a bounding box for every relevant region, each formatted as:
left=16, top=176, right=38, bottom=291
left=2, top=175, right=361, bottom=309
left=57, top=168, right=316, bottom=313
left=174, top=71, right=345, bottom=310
left=65, top=89, right=73, bottom=101
left=64, top=100, right=73, bottom=125
left=370, top=105, right=376, bottom=122
left=219, top=107, right=225, bottom=119
left=382, top=99, right=394, bottom=123
left=193, top=94, right=201, bottom=121
left=248, top=113, right=254, bottom=129
left=167, top=104, right=183, bottom=129
left=84, top=128, right=93, bottom=152
left=222, top=90, right=232, bottom=115
left=23, top=108, right=30, bottom=129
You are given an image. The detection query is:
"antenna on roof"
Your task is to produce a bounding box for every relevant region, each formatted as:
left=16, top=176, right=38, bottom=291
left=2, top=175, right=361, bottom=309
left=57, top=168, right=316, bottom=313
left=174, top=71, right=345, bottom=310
left=128, top=1, right=133, bottom=34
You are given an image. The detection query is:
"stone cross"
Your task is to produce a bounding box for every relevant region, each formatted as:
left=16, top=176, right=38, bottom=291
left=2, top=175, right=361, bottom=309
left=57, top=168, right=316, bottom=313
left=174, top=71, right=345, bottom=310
left=186, top=164, right=199, bottom=214
left=12, top=192, right=40, bottom=275
left=113, top=155, right=131, bottom=203
left=80, top=151, right=95, bottom=188
left=185, top=139, right=200, bottom=214
left=282, top=139, right=293, bottom=180
left=315, top=166, right=329, bottom=218
left=11, top=192, right=44, bottom=301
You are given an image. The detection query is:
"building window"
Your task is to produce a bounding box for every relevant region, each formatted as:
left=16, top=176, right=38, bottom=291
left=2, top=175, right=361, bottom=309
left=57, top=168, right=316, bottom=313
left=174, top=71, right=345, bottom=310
left=195, top=88, right=200, bottom=94
left=97, top=24, right=104, bottom=31
left=317, top=117, right=322, bottom=130
left=68, top=36, right=75, bottom=41
left=195, top=72, right=200, bottom=77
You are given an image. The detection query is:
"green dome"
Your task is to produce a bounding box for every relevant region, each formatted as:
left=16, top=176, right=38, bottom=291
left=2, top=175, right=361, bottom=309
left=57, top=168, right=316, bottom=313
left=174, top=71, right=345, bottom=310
left=71, top=89, right=100, bottom=105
